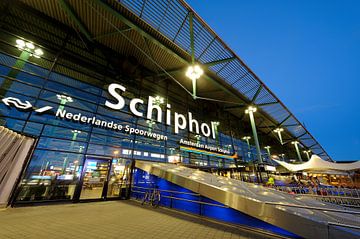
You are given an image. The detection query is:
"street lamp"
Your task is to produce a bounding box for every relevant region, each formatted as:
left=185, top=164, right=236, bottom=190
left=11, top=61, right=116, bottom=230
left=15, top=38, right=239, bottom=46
left=194, top=134, right=201, bottom=144
left=273, top=127, right=284, bottom=145
left=245, top=106, right=263, bottom=164
left=71, top=130, right=81, bottom=140
left=186, top=64, right=203, bottom=100
left=146, top=119, right=156, bottom=133
left=279, top=153, right=285, bottom=160
left=154, top=95, right=164, bottom=105
left=264, top=146, right=271, bottom=160
left=291, top=141, right=303, bottom=162
left=57, top=94, right=73, bottom=111
left=242, top=136, right=251, bottom=161
left=15, top=39, right=44, bottom=58
left=0, top=38, right=44, bottom=93
left=242, top=136, right=251, bottom=148
left=303, top=150, right=312, bottom=160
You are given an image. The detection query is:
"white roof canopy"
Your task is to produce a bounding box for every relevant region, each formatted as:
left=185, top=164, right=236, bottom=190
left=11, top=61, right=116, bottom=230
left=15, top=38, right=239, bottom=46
left=273, top=155, right=360, bottom=172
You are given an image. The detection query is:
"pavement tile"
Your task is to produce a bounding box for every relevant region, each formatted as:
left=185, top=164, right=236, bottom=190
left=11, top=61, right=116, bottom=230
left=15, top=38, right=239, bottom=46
left=0, top=201, right=275, bottom=239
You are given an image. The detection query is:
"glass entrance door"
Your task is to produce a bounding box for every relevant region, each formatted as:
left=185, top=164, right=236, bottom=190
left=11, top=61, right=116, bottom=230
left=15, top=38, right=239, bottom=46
left=107, top=158, right=132, bottom=198
left=80, top=158, right=110, bottom=200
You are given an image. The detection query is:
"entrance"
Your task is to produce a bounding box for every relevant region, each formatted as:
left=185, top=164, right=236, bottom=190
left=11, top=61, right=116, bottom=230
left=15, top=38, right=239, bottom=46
left=79, top=156, right=132, bottom=200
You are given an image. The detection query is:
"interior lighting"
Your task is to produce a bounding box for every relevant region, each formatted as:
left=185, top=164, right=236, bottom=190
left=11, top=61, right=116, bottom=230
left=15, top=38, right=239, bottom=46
left=186, top=65, right=203, bottom=81
left=245, top=106, right=257, bottom=114
left=154, top=95, right=164, bottom=105
left=273, top=128, right=284, bottom=133
left=15, top=39, right=44, bottom=58
left=57, top=94, right=73, bottom=102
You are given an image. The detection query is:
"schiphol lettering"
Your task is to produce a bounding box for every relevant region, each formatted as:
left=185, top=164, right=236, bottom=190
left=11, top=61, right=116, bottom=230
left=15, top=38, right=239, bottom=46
left=55, top=108, right=167, bottom=141
left=105, top=83, right=217, bottom=139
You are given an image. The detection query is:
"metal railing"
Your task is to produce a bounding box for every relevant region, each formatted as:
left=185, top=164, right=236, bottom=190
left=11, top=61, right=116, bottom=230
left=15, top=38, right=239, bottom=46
left=274, top=186, right=360, bottom=207
left=131, top=185, right=360, bottom=237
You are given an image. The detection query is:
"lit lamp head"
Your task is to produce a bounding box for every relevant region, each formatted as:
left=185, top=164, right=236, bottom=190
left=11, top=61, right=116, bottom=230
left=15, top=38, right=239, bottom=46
left=15, top=39, right=43, bottom=58
left=71, top=130, right=81, bottom=134
left=212, top=121, right=220, bottom=126
left=113, top=150, right=119, bottom=156
left=303, top=150, right=312, bottom=154
left=57, top=94, right=73, bottom=103
left=245, top=106, right=257, bottom=114
left=291, top=141, right=299, bottom=145
left=154, top=95, right=164, bottom=105
left=242, top=136, right=251, bottom=141
left=273, top=128, right=284, bottom=133
left=264, top=146, right=271, bottom=149
left=186, top=64, right=203, bottom=81
left=146, top=119, right=156, bottom=125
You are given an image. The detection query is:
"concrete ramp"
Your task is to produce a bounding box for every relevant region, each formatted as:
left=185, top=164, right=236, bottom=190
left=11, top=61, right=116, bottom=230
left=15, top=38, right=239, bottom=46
left=135, top=161, right=360, bottom=239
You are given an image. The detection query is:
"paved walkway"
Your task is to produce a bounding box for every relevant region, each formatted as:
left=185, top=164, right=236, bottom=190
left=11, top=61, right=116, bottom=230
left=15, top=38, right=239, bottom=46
left=0, top=200, right=276, bottom=239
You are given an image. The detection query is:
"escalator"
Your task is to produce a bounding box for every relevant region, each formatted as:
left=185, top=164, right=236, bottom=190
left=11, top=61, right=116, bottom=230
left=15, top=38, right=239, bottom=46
left=134, top=161, right=360, bottom=239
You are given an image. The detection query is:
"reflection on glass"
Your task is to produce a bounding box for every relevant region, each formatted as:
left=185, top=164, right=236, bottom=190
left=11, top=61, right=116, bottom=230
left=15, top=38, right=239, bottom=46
left=80, top=159, right=109, bottom=200
left=107, top=158, right=132, bottom=198
left=15, top=150, right=82, bottom=201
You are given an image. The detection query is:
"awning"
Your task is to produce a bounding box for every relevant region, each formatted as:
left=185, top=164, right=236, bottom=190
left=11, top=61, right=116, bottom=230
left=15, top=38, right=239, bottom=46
left=273, top=155, right=360, bottom=172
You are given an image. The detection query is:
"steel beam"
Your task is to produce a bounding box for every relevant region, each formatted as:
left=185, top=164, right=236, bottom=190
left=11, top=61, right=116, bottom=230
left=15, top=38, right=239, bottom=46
left=58, top=0, right=93, bottom=42
left=92, top=27, right=132, bottom=40
left=205, top=57, right=237, bottom=67
left=251, top=85, right=263, bottom=103
left=257, top=101, right=279, bottom=107
left=189, top=11, right=195, bottom=64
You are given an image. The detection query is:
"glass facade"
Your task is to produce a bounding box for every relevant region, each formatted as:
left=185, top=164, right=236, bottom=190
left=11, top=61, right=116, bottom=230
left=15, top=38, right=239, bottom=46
left=0, top=7, right=269, bottom=203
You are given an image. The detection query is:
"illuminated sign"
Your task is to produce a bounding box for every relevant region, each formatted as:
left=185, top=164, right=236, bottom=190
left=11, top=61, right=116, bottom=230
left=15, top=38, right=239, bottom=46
left=179, top=139, right=237, bottom=159
left=105, top=83, right=219, bottom=139
left=1, top=82, right=221, bottom=141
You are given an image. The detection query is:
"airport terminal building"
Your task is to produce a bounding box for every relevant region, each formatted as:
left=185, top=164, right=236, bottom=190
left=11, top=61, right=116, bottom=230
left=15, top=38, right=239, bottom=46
left=0, top=1, right=331, bottom=206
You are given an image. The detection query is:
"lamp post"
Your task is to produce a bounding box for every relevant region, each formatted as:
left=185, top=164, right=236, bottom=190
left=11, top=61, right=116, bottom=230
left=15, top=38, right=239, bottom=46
left=245, top=106, right=263, bottom=164
left=147, top=95, right=164, bottom=133
left=273, top=128, right=284, bottom=145
left=291, top=141, right=303, bottom=162
left=279, top=154, right=285, bottom=161
left=0, top=39, right=44, bottom=94
left=64, top=130, right=82, bottom=173
left=194, top=134, right=201, bottom=144
left=186, top=65, right=203, bottom=100
left=154, top=95, right=164, bottom=105
left=242, top=136, right=251, bottom=161
left=264, top=146, right=271, bottom=160
left=303, top=150, right=311, bottom=160
left=57, top=94, right=73, bottom=111
left=71, top=130, right=81, bottom=141
left=146, top=119, right=156, bottom=133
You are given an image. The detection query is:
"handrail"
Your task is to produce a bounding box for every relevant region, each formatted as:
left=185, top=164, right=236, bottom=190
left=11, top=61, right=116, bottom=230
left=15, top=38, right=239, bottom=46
left=297, top=194, right=360, bottom=200
left=132, top=185, right=200, bottom=196
left=132, top=190, right=228, bottom=208
left=328, top=222, right=360, bottom=230
left=162, top=195, right=229, bottom=208
left=264, top=202, right=360, bottom=215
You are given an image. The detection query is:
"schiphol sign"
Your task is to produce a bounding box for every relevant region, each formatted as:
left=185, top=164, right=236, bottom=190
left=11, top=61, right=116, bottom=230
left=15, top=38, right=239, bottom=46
left=1, top=83, right=219, bottom=141
left=105, top=83, right=219, bottom=139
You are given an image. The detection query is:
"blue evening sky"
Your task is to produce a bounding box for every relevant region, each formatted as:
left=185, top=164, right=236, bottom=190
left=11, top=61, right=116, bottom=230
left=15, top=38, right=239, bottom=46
left=186, top=0, right=360, bottom=161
